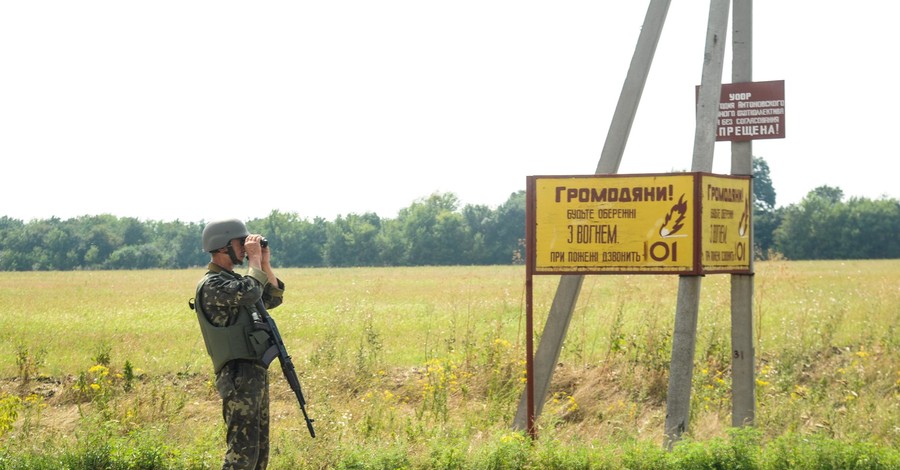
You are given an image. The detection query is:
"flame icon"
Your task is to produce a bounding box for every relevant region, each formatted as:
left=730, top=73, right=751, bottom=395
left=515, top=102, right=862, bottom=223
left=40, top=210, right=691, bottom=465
left=660, top=194, right=688, bottom=237
left=738, top=196, right=750, bottom=237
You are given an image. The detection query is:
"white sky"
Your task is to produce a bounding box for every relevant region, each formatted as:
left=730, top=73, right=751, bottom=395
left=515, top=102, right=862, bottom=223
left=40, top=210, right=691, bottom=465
left=2, top=1, right=897, bottom=223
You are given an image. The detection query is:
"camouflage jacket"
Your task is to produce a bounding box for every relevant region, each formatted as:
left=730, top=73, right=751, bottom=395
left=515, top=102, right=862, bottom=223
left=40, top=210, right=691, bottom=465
left=199, top=262, right=285, bottom=327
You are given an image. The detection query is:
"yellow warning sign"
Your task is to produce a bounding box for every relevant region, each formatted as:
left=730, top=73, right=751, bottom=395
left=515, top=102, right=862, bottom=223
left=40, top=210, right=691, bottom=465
left=531, top=174, right=697, bottom=274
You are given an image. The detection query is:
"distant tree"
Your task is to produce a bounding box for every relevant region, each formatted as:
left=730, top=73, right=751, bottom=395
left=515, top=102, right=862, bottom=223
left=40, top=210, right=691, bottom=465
left=751, top=156, right=781, bottom=258
left=834, top=197, right=900, bottom=259
left=149, top=220, right=206, bottom=268
left=775, top=186, right=843, bottom=259
left=295, top=217, right=328, bottom=267
left=322, top=218, right=351, bottom=267
left=121, top=217, right=149, bottom=246
left=0, top=217, right=26, bottom=270
left=375, top=218, right=407, bottom=266
left=752, top=156, right=776, bottom=212
left=753, top=208, right=783, bottom=260
left=40, top=226, right=73, bottom=270
left=461, top=203, right=494, bottom=263
left=106, top=244, right=165, bottom=269
left=22, top=218, right=65, bottom=270
left=774, top=186, right=899, bottom=260
left=431, top=209, right=469, bottom=264
left=396, top=192, right=466, bottom=265
left=0, top=217, right=32, bottom=270
left=810, top=185, right=844, bottom=204
left=323, top=212, right=382, bottom=267
left=250, top=211, right=325, bottom=267
left=486, top=191, right=526, bottom=264
left=80, top=215, right=123, bottom=266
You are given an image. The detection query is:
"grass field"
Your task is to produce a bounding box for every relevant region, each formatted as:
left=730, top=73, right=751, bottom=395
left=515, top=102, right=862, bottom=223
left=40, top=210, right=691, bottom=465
left=1, top=260, right=898, bottom=468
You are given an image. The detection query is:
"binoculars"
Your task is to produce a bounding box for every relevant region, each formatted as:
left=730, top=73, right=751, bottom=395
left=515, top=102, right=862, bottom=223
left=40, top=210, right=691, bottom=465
left=241, top=237, right=269, bottom=248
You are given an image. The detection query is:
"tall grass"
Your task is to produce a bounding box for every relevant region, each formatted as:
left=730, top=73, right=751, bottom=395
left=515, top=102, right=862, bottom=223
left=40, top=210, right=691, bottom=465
left=1, top=260, right=898, bottom=468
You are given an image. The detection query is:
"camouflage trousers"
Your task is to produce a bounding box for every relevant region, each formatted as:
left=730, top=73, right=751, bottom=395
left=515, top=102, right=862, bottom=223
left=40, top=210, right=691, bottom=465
left=216, top=360, right=270, bottom=470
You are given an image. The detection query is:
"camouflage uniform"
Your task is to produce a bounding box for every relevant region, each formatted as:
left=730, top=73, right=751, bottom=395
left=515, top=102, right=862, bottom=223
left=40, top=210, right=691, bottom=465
left=199, top=262, right=284, bottom=470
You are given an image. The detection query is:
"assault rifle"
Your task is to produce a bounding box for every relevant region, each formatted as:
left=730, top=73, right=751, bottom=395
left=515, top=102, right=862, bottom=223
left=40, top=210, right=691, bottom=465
left=257, top=299, right=316, bottom=438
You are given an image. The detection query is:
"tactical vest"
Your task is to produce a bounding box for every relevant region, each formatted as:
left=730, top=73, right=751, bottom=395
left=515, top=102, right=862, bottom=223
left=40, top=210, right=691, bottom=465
left=192, top=274, right=273, bottom=373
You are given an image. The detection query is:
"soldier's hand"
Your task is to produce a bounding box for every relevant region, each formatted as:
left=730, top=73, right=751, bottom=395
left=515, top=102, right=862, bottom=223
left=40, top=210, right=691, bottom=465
left=243, top=235, right=263, bottom=259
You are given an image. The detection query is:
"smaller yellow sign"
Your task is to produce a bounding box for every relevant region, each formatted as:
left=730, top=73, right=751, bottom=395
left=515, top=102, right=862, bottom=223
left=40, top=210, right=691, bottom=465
left=700, top=174, right=752, bottom=272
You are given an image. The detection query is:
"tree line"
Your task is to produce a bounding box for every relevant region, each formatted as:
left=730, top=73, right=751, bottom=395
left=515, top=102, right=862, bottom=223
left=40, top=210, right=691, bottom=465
left=1, top=158, right=898, bottom=271
left=0, top=192, right=526, bottom=271
left=749, top=157, right=900, bottom=260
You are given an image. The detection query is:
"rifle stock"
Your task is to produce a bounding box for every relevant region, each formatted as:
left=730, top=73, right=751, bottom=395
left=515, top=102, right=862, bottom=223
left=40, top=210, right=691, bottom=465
left=256, top=299, right=316, bottom=438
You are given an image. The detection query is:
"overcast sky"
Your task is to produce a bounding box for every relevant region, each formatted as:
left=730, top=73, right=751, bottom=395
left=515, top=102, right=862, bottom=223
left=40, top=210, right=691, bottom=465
left=2, top=1, right=897, bottom=223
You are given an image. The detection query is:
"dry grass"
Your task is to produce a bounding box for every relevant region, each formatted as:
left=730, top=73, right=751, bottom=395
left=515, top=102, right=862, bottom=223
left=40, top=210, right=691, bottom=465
left=1, top=260, right=898, bottom=467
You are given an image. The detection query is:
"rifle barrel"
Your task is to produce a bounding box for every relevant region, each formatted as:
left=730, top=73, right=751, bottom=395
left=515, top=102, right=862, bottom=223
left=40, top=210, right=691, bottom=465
left=256, top=300, right=316, bottom=438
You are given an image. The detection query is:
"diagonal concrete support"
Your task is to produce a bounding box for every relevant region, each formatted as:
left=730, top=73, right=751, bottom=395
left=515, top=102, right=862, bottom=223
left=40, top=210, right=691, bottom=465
left=512, top=0, right=672, bottom=432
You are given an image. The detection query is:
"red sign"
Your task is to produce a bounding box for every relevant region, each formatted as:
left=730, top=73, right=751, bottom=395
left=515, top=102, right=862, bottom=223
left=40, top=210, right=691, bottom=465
left=697, top=80, right=786, bottom=142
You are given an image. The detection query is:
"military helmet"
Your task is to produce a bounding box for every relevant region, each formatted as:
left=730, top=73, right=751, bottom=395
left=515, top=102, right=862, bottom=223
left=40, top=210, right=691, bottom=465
left=202, top=219, right=250, bottom=252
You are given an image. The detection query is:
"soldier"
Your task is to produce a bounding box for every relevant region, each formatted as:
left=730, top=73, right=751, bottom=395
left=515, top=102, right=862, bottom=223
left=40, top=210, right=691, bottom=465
left=192, top=219, right=285, bottom=469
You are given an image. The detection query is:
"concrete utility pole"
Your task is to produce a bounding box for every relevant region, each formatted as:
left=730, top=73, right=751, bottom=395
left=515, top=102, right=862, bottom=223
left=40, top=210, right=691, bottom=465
left=512, top=0, right=672, bottom=432
left=730, top=0, right=756, bottom=428
left=664, top=0, right=731, bottom=450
